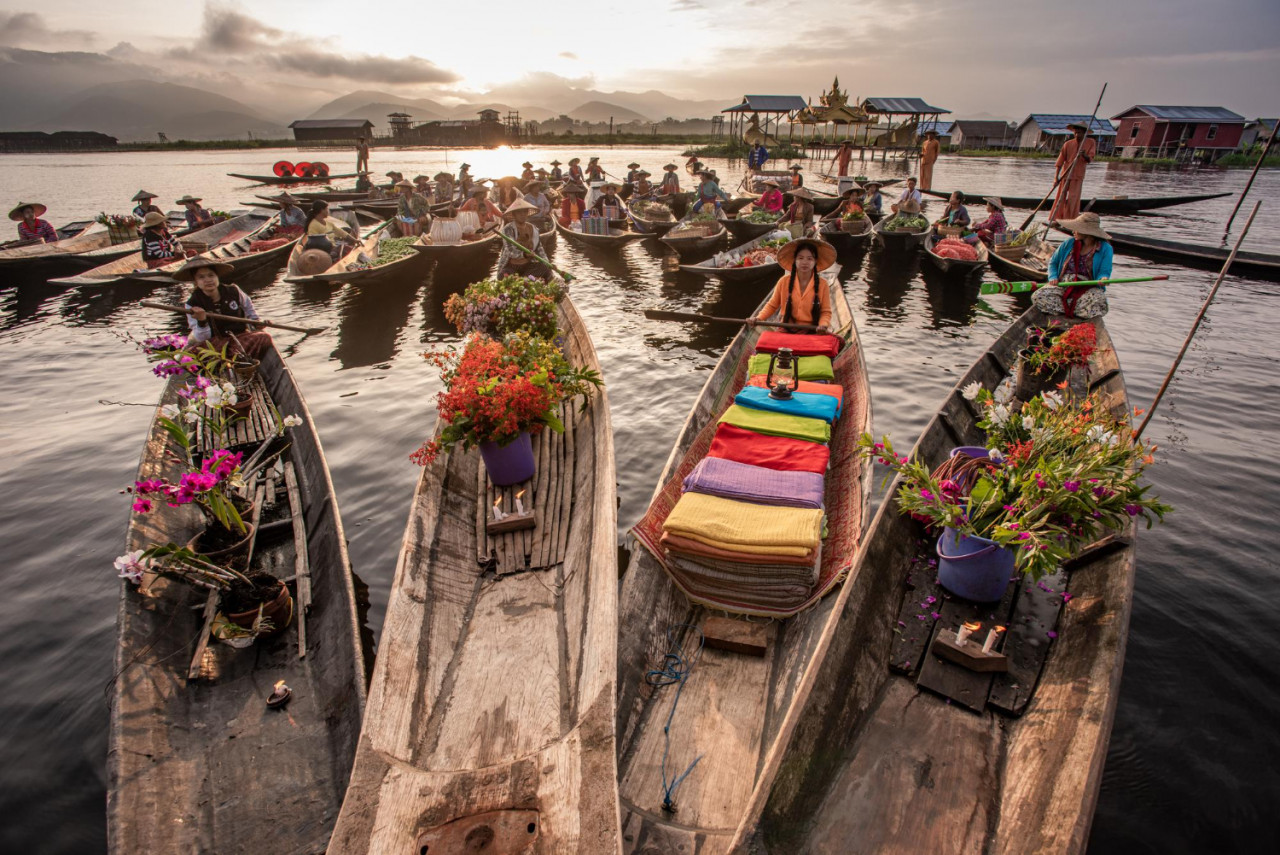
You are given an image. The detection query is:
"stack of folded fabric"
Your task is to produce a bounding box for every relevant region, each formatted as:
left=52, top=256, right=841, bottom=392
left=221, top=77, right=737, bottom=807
left=661, top=332, right=844, bottom=613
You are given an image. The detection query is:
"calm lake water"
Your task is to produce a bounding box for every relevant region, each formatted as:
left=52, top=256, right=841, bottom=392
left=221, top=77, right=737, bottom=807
left=1, top=147, right=1276, bottom=853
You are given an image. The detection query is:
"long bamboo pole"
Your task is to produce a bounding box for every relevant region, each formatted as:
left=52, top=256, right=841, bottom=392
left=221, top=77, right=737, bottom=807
left=1220, top=119, right=1278, bottom=244
left=1018, top=83, right=1108, bottom=231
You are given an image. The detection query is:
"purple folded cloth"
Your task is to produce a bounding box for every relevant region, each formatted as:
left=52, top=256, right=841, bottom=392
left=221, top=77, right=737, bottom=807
left=682, top=457, right=825, bottom=509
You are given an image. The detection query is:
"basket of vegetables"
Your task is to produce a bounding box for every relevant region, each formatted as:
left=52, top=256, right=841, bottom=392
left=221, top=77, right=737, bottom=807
left=346, top=236, right=418, bottom=271
left=839, top=208, right=869, bottom=233
left=743, top=210, right=781, bottom=224
left=883, top=213, right=928, bottom=232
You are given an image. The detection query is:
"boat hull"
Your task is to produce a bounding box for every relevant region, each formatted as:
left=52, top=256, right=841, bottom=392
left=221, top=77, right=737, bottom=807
left=923, top=233, right=989, bottom=275
left=922, top=188, right=1231, bottom=214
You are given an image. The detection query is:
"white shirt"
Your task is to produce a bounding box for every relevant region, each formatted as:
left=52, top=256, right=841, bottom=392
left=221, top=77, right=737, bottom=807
left=898, top=188, right=923, bottom=205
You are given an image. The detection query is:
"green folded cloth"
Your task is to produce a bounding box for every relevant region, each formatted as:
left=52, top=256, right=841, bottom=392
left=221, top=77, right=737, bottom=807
left=748, top=353, right=835, bottom=382
left=719, top=404, right=831, bottom=444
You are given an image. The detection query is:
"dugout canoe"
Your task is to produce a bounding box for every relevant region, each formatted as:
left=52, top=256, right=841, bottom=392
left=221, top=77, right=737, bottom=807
left=0, top=218, right=93, bottom=252
left=658, top=218, right=727, bottom=256
left=873, top=216, right=930, bottom=252
left=109, top=342, right=367, bottom=854
left=987, top=233, right=1057, bottom=283
left=410, top=223, right=504, bottom=262
left=617, top=267, right=873, bottom=854
left=627, top=200, right=679, bottom=235
left=555, top=216, right=647, bottom=247
left=328, top=287, right=621, bottom=853
left=1095, top=229, right=1280, bottom=282
left=921, top=188, right=1232, bottom=214
left=818, top=217, right=873, bottom=248
left=724, top=211, right=784, bottom=241
left=228, top=171, right=359, bottom=185
left=731, top=308, right=1137, bottom=855
left=285, top=220, right=426, bottom=284
left=923, top=232, right=990, bottom=275
left=678, top=229, right=790, bottom=282
left=49, top=213, right=289, bottom=286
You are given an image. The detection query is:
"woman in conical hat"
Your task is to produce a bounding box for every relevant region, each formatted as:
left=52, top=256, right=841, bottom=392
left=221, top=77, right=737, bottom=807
left=498, top=197, right=548, bottom=279
left=1032, top=212, right=1113, bottom=319
left=9, top=201, right=58, bottom=243
left=177, top=256, right=272, bottom=359
left=751, top=238, right=838, bottom=333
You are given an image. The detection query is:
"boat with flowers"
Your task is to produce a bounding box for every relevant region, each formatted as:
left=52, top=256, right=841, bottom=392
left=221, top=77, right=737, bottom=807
left=726, top=308, right=1154, bottom=854
left=617, top=267, right=874, bottom=854
left=678, top=230, right=792, bottom=282
left=109, top=337, right=367, bottom=854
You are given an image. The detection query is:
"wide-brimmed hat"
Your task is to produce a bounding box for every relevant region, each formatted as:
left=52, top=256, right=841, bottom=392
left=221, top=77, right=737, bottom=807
left=141, top=211, right=167, bottom=228
left=413, top=175, right=430, bottom=183
left=172, top=256, right=235, bottom=282
left=762, top=178, right=781, bottom=188
left=627, top=162, right=640, bottom=169
left=521, top=161, right=533, bottom=168
left=776, top=238, right=837, bottom=273
left=840, top=182, right=865, bottom=194
left=663, top=163, right=678, bottom=171
left=395, top=180, right=415, bottom=190
left=983, top=196, right=1004, bottom=210
left=588, top=156, right=599, bottom=162
left=1066, top=120, right=1091, bottom=131
left=433, top=171, right=452, bottom=181
left=549, top=159, right=563, bottom=166
left=601, top=182, right=618, bottom=192
left=271, top=192, right=300, bottom=204
left=8, top=201, right=46, bottom=221
left=788, top=164, right=802, bottom=171
left=504, top=198, right=539, bottom=216
left=131, top=190, right=157, bottom=202
left=698, top=170, right=714, bottom=179
left=636, top=170, right=651, bottom=177
left=460, top=163, right=471, bottom=169
left=863, top=180, right=883, bottom=190
left=176, top=195, right=203, bottom=205
left=899, top=198, right=922, bottom=214
left=568, top=157, right=581, bottom=165
left=789, top=187, right=814, bottom=200
left=470, top=185, right=489, bottom=195
left=1059, top=211, right=1110, bottom=240
left=385, top=170, right=401, bottom=178
left=561, top=182, right=587, bottom=195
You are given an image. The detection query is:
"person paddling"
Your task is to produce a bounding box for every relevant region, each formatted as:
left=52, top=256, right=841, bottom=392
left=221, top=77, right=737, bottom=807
left=10, top=201, right=58, bottom=243
left=178, top=257, right=272, bottom=360
left=749, top=238, right=837, bottom=334
left=498, top=198, right=549, bottom=279
left=131, top=190, right=162, bottom=220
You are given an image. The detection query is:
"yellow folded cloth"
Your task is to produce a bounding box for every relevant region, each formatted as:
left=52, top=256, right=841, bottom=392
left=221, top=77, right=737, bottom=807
left=662, top=492, right=824, bottom=557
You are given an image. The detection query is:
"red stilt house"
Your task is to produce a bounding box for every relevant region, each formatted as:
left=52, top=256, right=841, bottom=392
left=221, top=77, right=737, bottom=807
left=1112, top=106, right=1245, bottom=162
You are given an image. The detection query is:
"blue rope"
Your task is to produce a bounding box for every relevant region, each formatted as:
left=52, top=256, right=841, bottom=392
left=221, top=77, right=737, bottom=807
left=644, top=624, right=705, bottom=814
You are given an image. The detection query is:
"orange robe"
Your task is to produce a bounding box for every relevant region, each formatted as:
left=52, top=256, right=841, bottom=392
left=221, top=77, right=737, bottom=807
left=919, top=138, right=940, bottom=190
left=1050, top=136, right=1097, bottom=221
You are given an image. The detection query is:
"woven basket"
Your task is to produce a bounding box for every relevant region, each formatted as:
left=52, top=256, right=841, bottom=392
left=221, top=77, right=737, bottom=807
left=180, top=239, right=210, bottom=254
left=993, top=245, right=1028, bottom=262
left=107, top=222, right=139, bottom=245
left=839, top=217, right=870, bottom=234
left=937, top=224, right=965, bottom=238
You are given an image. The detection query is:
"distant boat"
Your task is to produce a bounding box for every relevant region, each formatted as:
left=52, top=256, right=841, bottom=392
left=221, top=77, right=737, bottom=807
left=921, top=189, right=1231, bottom=215
left=228, top=172, right=360, bottom=186
left=1100, top=229, right=1280, bottom=282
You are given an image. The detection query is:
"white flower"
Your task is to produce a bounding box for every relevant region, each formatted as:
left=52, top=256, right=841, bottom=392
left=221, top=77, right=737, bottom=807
left=160, top=404, right=180, bottom=420
left=204, top=386, right=225, bottom=408
left=1022, top=416, right=1035, bottom=430
left=1041, top=391, right=1063, bottom=411
left=183, top=410, right=200, bottom=424
left=987, top=448, right=1005, bottom=463
left=994, top=382, right=1014, bottom=404
left=221, top=381, right=235, bottom=394
left=282, top=414, right=303, bottom=428
left=989, top=404, right=1011, bottom=426
left=961, top=381, right=983, bottom=401
left=114, top=550, right=149, bottom=585
left=224, top=392, right=238, bottom=406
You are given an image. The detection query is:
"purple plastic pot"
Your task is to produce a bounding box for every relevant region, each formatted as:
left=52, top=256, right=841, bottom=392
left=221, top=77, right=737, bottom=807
left=479, top=431, right=536, bottom=486
left=936, top=528, right=1016, bottom=602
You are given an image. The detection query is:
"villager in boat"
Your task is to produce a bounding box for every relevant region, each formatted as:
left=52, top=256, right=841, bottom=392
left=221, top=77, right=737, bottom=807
left=356, top=136, right=370, bottom=173
left=432, top=172, right=455, bottom=204
left=272, top=192, right=307, bottom=231
left=891, top=177, right=923, bottom=214
left=659, top=163, right=681, bottom=195
left=566, top=157, right=584, bottom=184
left=691, top=170, right=729, bottom=214
left=749, top=238, right=836, bottom=333
left=1032, top=212, right=1113, bottom=319
left=748, top=141, right=770, bottom=173
left=586, top=156, right=605, bottom=181
left=394, top=180, right=431, bottom=236
left=131, top=190, right=162, bottom=220
left=521, top=161, right=536, bottom=181
left=782, top=187, right=817, bottom=233
left=971, top=197, right=1007, bottom=246
left=10, top=201, right=58, bottom=243
left=457, top=163, right=473, bottom=197
left=920, top=129, right=940, bottom=190
left=686, top=155, right=705, bottom=174
left=788, top=163, right=805, bottom=188
left=355, top=171, right=374, bottom=193
left=177, top=195, right=214, bottom=230
left=523, top=181, right=552, bottom=218
left=495, top=177, right=521, bottom=209
left=304, top=200, right=357, bottom=260
left=385, top=170, right=404, bottom=185
left=178, top=257, right=272, bottom=360
left=459, top=185, right=503, bottom=227
left=591, top=183, right=626, bottom=216
left=823, top=183, right=865, bottom=221
left=497, top=198, right=549, bottom=280
left=559, top=182, right=587, bottom=224
left=862, top=181, right=884, bottom=216
left=932, top=190, right=970, bottom=232
left=140, top=211, right=184, bottom=268
left=631, top=171, right=654, bottom=199
left=834, top=139, right=854, bottom=177
left=756, top=179, right=786, bottom=213
left=624, top=161, right=642, bottom=188
left=413, top=174, right=432, bottom=195
left=1050, top=121, right=1097, bottom=222
left=549, top=159, right=564, bottom=181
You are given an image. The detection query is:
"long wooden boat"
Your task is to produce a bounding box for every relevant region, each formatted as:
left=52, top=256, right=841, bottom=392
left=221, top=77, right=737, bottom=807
left=873, top=216, right=929, bottom=252
left=724, top=211, right=783, bottom=241
left=285, top=221, right=427, bottom=284
left=0, top=226, right=121, bottom=272
left=627, top=200, right=679, bottom=235
left=818, top=217, right=873, bottom=248
left=410, top=223, right=504, bottom=262
left=228, top=171, right=359, bottom=185
left=555, top=216, right=647, bottom=247
left=678, top=229, right=790, bottom=282
left=109, top=342, right=367, bottom=854
left=617, top=269, right=873, bottom=854
left=733, top=308, right=1136, bottom=855
left=923, top=232, right=990, bottom=275
left=0, top=218, right=93, bottom=252
left=658, top=218, right=727, bottom=257
left=721, top=195, right=757, bottom=215
left=921, top=188, right=1231, bottom=214
left=50, top=214, right=288, bottom=286
left=328, top=289, right=620, bottom=853
left=987, top=233, right=1056, bottom=283
left=1097, top=228, right=1280, bottom=282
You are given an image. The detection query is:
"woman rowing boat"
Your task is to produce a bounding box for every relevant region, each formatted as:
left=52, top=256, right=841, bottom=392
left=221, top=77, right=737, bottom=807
left=179, top=257, right=272, bottom=359
left=1032, top=212, right=1114, bottom=319
left=497, top=198, right=549, bottom=279
left=749, top=238, right=836, bottom=334
left=9, top=201, right=58, bottom=243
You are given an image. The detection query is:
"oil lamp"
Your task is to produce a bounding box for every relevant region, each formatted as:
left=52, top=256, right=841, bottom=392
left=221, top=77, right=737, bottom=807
left=766, top=347, right=797, bottom=400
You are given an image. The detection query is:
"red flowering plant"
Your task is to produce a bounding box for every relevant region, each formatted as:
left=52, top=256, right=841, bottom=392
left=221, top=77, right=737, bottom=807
left=1023, top=321, right=1099, bottom=376
left=410, top=332, right=602, bottom=465
left=858, top=383, right=1170, bottom=580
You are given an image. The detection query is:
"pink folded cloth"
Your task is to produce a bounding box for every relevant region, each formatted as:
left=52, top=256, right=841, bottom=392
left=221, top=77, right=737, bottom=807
left=754, top=331, right=842, bottom=358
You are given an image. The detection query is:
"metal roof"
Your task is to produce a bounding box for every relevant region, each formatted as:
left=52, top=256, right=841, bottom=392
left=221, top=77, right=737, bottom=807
left=952, top=120, right=1015, bottom=137
left=863, top=97, right=949, bottom=115
left=1114, top=105, right=1245, bottom=122
left=722, top=95, right=809, bottom=113
left=918, top=120, right=954, bottom=135
left=1019, top=115, right=1116, bottom=136
left=288, top=119, right=375, bottom=129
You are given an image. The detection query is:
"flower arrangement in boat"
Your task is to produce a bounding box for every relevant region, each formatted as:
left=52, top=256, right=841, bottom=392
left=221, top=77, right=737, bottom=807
left=840, top=205, right=866, bottom=221
left=127, top=448, right=250, bottom=534
left=1023, top=322, right=1099, bottom=376
left=95, top=212, right=140, bottom=228
left=443, top=274, right=565, bottom=340
left=858, top=384, right=1170, bottom=579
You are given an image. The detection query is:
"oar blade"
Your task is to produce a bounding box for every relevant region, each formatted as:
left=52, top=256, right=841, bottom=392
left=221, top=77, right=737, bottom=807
left=979, top=280, right=1029, bottom=295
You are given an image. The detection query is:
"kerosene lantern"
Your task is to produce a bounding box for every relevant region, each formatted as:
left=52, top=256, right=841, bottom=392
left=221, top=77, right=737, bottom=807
left=766, top=347, right=796, bottom=399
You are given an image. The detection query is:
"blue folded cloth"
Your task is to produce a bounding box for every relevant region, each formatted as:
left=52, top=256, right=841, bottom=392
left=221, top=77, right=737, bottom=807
left=734, top=385, right=840, bottom=424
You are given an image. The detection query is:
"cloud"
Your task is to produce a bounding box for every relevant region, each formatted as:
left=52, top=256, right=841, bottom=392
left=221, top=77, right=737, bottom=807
left=671, top=0, right=703, bottom=10
left=0, top=12, right=95, bottom=47
left=558, top=51, right=578, bottom=60
left=199, top=7, right=284, bottom=52
left=267, top=51, right=458, bottom=85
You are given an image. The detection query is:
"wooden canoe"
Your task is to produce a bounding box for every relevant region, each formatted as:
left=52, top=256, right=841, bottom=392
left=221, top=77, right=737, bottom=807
left=923, top=233, right=990, bottom=275
left=678, top=229, right=790, bottom=282
left=987, top=234, right=1056, bottom=283
left=658, top=218, right=727, bottom=257
left=328, top=290, right=621, bottom=853
left=617, top=271, right=874, bottom=854
left=555, top=217, right=647, bottom=247
left=627, top=200, right=679, bottom=235
left=720, top=195, right=757, bottom=215
left=285, top=220, right=427, bottom=284
left=1094, top=229, right=1280, bottom=282
left=921, top=188, right=1231, bottom=214
left=228, top=172, right=359, bottom=185
left=724, top=212, right=784, bottom=241
left=818, top=217, right=873, bottom=248
left=0, top=213, right=187, bottom=273
left=49, top=214, right=288, bottom=286
left=739, top=308, right=1137, bottom=855
left=873, top=216, right=930, bottom=252
left=109, top=343, right=367, bottom=854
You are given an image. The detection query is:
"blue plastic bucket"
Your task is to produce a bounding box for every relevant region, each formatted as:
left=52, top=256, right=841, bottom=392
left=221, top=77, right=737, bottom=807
left=936, top=528, right=1016, bottom=602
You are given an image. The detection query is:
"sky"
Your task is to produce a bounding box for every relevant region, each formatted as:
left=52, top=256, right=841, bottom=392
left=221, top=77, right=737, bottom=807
left=0, top=0, right=1276, bottom=124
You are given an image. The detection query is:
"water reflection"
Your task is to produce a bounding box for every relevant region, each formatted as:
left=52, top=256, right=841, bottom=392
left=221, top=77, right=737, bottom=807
left=331, top=277, right=422, bottom=369
left=919, top=262, right=985, bottom=329
left=863, top=247, right=921, bottom=316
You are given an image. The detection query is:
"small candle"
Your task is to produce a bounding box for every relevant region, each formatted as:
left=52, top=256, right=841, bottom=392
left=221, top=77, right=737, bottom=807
left=515, top=489, right=526, bottom=515
left=982, top=625, right=1006, bottom=654
left=493, top=497, right=505, bottom=521
left=956, top=621, right=981, bottom=647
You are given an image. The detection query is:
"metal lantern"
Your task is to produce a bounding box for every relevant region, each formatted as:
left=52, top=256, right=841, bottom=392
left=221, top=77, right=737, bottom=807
left=766, top=347, right=796, bottom=399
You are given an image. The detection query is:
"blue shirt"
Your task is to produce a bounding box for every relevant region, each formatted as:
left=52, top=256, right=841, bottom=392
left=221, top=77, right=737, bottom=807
left=1048, top=238, right=1114, bottom=282
left=748, top=146, right=769, bottom=169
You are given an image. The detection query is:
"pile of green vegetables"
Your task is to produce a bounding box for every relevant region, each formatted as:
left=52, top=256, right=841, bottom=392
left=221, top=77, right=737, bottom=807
left=348, top=236, right=418, bottom=270
left=743, top=210, right=781, bottom=223
left=685, top=211, right=717, bottom=223
left=884, top=214, right=928, bottom=231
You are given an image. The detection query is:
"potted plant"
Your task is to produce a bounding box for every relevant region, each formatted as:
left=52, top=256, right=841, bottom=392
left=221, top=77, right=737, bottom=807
left=1015, top=321, right=1099, bottom=400
left=443, top=274, right=565, bottom=340
left=859, top=382, right=1170, bottom=601
left=839, top=205, right=869, bottom=233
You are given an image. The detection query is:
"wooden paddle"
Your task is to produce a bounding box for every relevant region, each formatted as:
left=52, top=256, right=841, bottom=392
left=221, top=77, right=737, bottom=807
left=491, top=225, right=575, bottom=283
left=139, top=301, right=327, bottom=334
left=979, top=274, right=1167, bottom=295
left=644, top=309, right=822, bottom=331
left=1018, top=82, right=1108, bottom=231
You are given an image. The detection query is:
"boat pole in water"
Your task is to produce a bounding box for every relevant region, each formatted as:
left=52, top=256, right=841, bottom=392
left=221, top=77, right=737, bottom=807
left=1018, top=82, right=1108, bottom=232
left=1135, top=201, right=1261, bottom=440
left=139, top=301, right=327, bottom=334
left=1221, top=120, right=1278, bottom=245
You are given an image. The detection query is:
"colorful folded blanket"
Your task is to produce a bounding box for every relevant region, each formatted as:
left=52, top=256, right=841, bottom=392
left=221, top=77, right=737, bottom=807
left=667, top=560, right=813, bottom=609
left=662, top=532, right=819, bottom=567
left=720, top=405, right=831, bottom=444
left=707, top=423, right=830, bottom=474
left=747, top=375, right=843, bottom=414
left=748, top=353, right=835, bottom=382
left=663, top=492, right=823, bottom=556
left=683, top=457, right=825, bottom=509
left=755, top=331, right=842, bottom=358
left=734, top=386, right=840, bottom=425
left=669, top=557, right=815, bottom=594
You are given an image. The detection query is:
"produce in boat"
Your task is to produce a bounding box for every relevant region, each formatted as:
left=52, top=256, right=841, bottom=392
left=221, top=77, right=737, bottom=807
left=931, top=237, right=979, bottom=261
left=883, top=213, right=928, bottom=232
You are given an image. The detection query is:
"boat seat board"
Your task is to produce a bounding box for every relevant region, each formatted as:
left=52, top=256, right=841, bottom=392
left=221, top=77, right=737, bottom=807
left=195, top=373, right=276, bottom=453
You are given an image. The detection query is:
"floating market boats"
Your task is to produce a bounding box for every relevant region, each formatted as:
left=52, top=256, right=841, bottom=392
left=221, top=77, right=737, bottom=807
left=728, top=308, right=1137, bottom=855
left=923, top=233, right=990, bottom=275
left=555, top=216, right=646, bottom=247
left=658, top=215, right=727, bottom=256
left=0, top=212, right=188, bottom=275
left=617, top=270, right=874, bottom=854
left=626, top=199, right=679, bottom=235
left=921, top=188, right=1231, bottom=214
left=818, top=217, right=873, bottom=248
left=328, top=286, right=621, bottom=853
left=109, top=341, right=366, bottom=854
left=873, top=214, right=930, bottom=252
left=227, top=171, right=359, bottom=185
left=986, top=232, right=1057, bottom=283
left=286, top=220, right=427, bottom=284
left=679, top=229, right=791, bottom=282
left=723, top=210, right=784, bottom=241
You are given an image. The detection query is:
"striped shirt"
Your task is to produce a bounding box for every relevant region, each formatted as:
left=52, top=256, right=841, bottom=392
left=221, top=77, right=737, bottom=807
left=17, top=219, right=58, bottom=243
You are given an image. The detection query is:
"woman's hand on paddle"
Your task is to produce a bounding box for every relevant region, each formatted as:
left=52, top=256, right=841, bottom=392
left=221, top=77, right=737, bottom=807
left=1048, top=279, right=1059, bottom=287
left=746, top=317, right=758, bottom=328
left=191, top=306, right=207, bottom=322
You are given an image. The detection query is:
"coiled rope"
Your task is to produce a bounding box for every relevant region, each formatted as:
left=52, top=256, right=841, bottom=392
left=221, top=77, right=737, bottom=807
left=645, top=623, right=705, bottom=814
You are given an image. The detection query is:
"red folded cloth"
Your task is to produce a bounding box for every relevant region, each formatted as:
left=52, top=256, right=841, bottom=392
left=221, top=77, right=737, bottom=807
left=746, top=375, right=843, bottom=411
left=707, top=423, right=830, bottom=474
left=755, top=331, right=842, bottom=358
left=662, top=532, right=819, bottom=566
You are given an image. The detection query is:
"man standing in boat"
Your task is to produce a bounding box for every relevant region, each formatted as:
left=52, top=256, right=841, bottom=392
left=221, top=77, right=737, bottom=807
left=919, top=129, right=940, bottom=191
left=1050, top=121, right=1096, bottom=223
left=457, top=164, right=473, bottom=199
left=659, top=163, right=681, bottom=196
left=834, top=139, right=854, bottom=177
left=748, top=142, right=770, bottom=175
left=355, top=136, right=370, bottom=174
